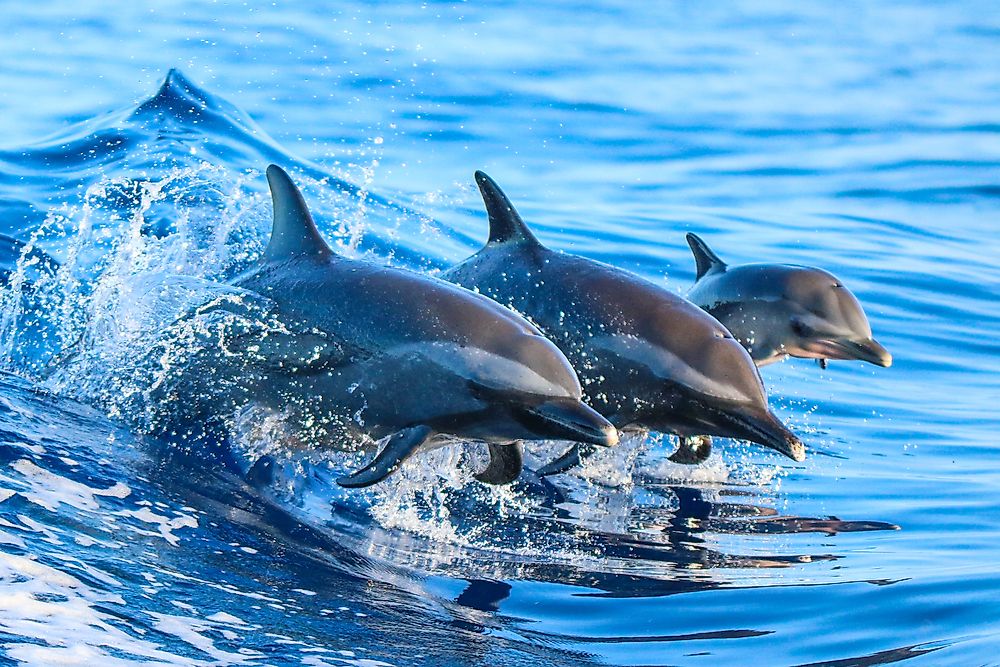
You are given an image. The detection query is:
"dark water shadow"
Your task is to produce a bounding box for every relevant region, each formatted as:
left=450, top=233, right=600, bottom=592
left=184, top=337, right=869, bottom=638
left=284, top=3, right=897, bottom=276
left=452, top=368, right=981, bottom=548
left=793, top=640, right=948, bottom=667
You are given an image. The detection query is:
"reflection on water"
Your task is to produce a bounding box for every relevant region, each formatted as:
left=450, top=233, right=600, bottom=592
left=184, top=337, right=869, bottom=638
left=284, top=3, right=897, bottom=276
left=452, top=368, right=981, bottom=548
left=348, top=474, right=897, bottom=602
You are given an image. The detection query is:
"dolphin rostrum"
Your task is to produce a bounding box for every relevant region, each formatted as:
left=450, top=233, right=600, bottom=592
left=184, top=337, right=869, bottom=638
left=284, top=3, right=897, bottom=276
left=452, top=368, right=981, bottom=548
left=154, top=165, right=617, bottom=488
left=442, top=172, right=805, bottom=473
left=685, top=233, right=892, bottom=369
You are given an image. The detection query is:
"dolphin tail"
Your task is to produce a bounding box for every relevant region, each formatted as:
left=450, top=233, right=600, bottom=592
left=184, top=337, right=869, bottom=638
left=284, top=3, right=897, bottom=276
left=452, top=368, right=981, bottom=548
left=668, top=435, right=713, bottom=464
left=474, top=171, right=544, bottom=248
left=685, top=233, right=727, bottom=280
left=337, top=425, right=434, bottom=488
left=474, top=442, right=524, bottom=485
left=535, top=444, right=596, bottom=477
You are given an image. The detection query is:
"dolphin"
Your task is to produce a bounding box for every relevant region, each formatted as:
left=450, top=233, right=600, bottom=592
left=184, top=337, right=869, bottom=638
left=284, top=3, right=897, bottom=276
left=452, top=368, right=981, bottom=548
left=685, top=233, right=892, bottom=369
left=155, top=165, right=617, bottom=488
left=442, top=172, right=805, bottom=473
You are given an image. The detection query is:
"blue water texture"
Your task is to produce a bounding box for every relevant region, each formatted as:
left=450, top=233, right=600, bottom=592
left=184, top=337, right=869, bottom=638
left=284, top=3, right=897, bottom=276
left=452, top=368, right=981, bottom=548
left=0, top=2, right=998, bottom=666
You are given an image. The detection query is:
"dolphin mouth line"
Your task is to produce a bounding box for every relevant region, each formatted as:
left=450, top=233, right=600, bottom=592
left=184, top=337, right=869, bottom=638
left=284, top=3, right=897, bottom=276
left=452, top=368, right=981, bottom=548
left=805, top=338, right=892, bottom=368
left=522, top=399, right=619, bottom=448
left=698, top=402, right=806, bottom=462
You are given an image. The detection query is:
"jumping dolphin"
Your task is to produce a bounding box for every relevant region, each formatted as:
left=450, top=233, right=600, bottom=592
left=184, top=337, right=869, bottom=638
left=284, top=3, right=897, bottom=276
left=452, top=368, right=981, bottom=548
left=156, top=165, right=617, bottom=488
left=685, top=233, right=891, bottom=369
left=442, top=172, right=805, bottom=473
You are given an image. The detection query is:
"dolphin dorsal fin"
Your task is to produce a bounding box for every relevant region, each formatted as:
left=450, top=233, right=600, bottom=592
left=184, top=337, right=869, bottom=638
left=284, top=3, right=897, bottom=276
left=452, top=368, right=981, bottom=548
left=475, top=171, right=542, bottom=247
left=686, top=233, right=727, bottom=280
left=263, top=164, right=333, bottom=262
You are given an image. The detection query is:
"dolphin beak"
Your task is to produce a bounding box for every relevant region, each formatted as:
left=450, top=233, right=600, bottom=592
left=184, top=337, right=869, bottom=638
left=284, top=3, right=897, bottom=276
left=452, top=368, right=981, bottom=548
left=724, top=408, right=806, bottom=462
left=814, top=337, right=892, bottom=368
left=803, top=336, right=892, bottom=368
left=519, top=398, right=619, bottom=447
left=849, top=337, right=892, bottom=368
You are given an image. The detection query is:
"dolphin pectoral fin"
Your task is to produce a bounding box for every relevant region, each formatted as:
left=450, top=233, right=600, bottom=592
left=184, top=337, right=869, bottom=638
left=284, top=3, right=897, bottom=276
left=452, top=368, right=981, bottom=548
left=668, top=435, right=713, bottom=465
left=337, top=425, right=434, bottom=488
left=535, top=444, right=596, bottom=477
left=474, top=442, right=523, bottom=485
left=818, top=358, right=828, bottom=370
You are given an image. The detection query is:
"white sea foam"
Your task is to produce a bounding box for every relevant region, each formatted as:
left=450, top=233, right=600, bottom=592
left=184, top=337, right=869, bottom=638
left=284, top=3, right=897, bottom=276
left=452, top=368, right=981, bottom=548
left=0, top=551, right=205, bottom=666
left=6, top=459, right=131, bottom=513
left=114, top=506, right=199, bottom=547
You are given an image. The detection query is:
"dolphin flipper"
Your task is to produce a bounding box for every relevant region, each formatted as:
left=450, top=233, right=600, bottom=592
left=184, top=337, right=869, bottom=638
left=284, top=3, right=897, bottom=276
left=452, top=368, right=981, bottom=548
left=536, top=444, right=597, bottom=477
left=668, top=435, right=713, bottom=465
left=337, top=425, right=434, bottom=488
left=474, top=442, right=523, bottom=485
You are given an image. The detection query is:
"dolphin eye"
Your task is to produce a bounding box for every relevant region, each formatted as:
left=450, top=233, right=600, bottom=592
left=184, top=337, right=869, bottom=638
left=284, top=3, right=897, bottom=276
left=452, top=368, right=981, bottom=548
left=791, top=318, right=814, bottom=337
left=466, top=379, right=494, bottom=400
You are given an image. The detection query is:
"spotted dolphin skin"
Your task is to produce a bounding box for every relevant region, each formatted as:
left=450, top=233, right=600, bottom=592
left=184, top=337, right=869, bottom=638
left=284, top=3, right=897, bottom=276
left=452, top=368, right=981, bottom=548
left=442, top=172, right=805, bottom=472
left=162, top=165, right=617, bottom=488
left=685, top=233, right=892, bottom=369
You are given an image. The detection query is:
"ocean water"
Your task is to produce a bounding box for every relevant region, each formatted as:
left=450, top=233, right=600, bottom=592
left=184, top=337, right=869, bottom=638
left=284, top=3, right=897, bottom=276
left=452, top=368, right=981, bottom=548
left=0, top=2, right=998, bottom=665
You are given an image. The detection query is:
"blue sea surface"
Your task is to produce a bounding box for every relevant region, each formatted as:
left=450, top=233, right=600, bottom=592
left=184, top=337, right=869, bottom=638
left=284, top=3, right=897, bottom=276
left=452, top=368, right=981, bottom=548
left=0, top=2, right=998, bottom=665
